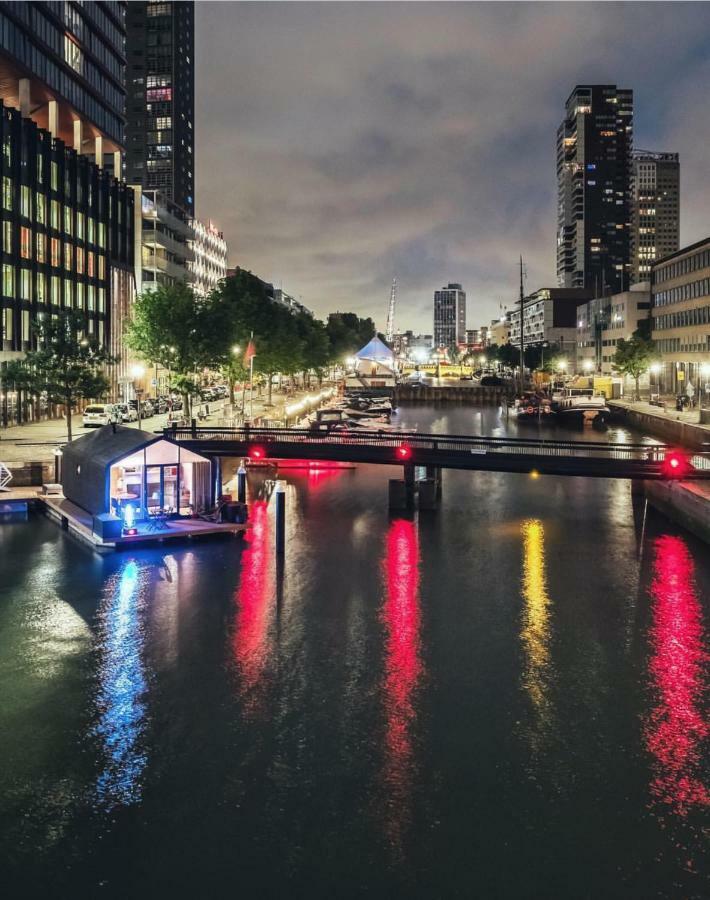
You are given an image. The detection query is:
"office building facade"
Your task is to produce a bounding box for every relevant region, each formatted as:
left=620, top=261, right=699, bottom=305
left=0, top=2, right=134, bottom=422
left=631, top=150, right=680, bottom=284
left=651, top=238, right=710, bottom=397
left=508, top=288, right=593, bottom=359
left=434, top=282, right=466, bottom=348
left=576, top=282, right=651, bottom=375
left=188, top=219, right=227, bottom=296
left=126, top=1, right=195, bottom=215
left=134, top=188, right=193, bottom=293
left=557, top=85, right=633, bottom=295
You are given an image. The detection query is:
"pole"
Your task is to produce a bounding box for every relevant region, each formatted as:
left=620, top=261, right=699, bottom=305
left=237, top=465, right=247, bottom=503
left=249, top=353, right=254, bottom=421
left=519, top=255, right=525, bottom=394
left=275, top=480, right=285, bottom=557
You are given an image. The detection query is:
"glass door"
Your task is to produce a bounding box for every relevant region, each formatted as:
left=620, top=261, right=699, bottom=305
left=146, top=466, right=162, bottom=512
left=163, top=466, right=178, bottom=513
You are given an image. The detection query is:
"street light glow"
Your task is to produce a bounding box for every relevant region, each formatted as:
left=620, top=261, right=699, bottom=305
left=232, top=345, right=241, bottom=355
left=583, top=359, right=593, bottom=372
left=650, top=362, right=662, bottom=375
left=130, top=364, right=145, bottom=379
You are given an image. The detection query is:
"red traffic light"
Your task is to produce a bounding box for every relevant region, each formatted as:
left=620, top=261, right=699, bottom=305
left=396, top=444, right=412, bottom=461
left=248, top=445, right=266, bottom=461
left=662, top=449, right=691, bottom=478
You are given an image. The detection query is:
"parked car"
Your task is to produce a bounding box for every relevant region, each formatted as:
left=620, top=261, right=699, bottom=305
left=116, top=403, right=138, bottom=422
left=141, top=400, right=155, bottom=418
left=480, top=374, right=503, bottom=386
left=83, top=403, right=121, bottom=428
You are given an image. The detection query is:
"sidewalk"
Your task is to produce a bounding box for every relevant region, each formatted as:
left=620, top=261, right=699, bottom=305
left=610, top=398, right=710, bottom=433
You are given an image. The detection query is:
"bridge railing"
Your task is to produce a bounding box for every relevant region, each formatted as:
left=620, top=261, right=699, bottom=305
left=165, top=426, right=710, bottom=469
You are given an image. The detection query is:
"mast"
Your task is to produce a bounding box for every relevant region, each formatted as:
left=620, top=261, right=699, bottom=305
left=385, top=277, right=397, bottom=344
left=519, top=256, right=525, bottom=392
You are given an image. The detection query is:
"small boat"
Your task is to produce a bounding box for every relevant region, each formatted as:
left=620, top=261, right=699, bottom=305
left=514, top=393, right=556, bottom=424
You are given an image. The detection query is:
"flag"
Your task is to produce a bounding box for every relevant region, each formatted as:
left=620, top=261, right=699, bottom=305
left=244, top=339, right=256, bottom=364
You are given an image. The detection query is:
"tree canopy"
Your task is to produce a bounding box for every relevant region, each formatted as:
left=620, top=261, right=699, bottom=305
left=325, top=312, right=376, bottom=361
left=6, top=310, right=116, bottom=442
left=612, top=330, right=657, bottom=400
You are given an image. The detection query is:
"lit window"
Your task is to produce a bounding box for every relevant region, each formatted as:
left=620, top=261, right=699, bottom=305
left=36, top=273, right=45, bottom=304
left=64, top=280, right=72, bottom=307
left=51, top=276, right=60, bottom=305
left=20, top=227, right=31, bottom=259
left=51, top=200, right=60, bottom=230
left=64, top=35, right=83, bottom=74
left=36, top=233, right=45, bottom=263
left=87, top=252, right=95, bottom=278
left=36, top=193, right=46, bottom=224
left=51, top=162, right=59, bottom=191
left=50, top=238, right=60, bottom=267
left=64, top=207, right=73, bottom=235
left=76, top=246, right=84, bottom=274
left=3, top=176, right=12, bottom=210
left=21, top=185, right=31, bottom=218
left=3, top=263, right=14, bottom=297
left=64, top=243, right=73, bottom=271
left=20, top=268, right=30, bottom=300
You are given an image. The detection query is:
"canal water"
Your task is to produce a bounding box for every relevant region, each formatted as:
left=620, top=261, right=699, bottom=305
left=1, top=406, right=708, bottom=898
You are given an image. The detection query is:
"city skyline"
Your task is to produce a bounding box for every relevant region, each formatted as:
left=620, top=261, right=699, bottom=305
left=195, top=2, right=710, bottom=332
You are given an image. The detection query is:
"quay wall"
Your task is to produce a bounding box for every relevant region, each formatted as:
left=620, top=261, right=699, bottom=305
left=645, top=480, right=710, bottom=545
left=395, top=385, right=509, bottom=404
left=6, top=461, right=52, bottom=486
left=608, top=402, right=709, bottom=449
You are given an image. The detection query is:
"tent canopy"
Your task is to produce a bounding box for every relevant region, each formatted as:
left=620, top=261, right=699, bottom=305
left=354, top=336, right=394, bottom=364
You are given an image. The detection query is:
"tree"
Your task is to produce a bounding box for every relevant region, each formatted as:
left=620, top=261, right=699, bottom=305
left=125, top=282, right=232, bottom=416
left=6, top=310, right=116, bottom=442
left=295, top=313, right=330, bottom=386
left=496, top=342, right=520, bottom=369
left=612, top=331, right=657, bottom=401
left=325, top=312, right=376, bottom=362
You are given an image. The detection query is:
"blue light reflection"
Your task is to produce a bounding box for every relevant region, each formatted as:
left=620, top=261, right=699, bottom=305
left=94, top=560, right=148, bottom=808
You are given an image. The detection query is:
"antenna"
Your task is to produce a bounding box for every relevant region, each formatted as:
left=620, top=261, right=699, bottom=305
left=519, top=256, right=525, bottom=392
left=385, top=277, right=397, bottom=343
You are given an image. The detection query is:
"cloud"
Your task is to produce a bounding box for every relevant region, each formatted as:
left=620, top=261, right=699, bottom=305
left=196, top=1, right=710, bottom=332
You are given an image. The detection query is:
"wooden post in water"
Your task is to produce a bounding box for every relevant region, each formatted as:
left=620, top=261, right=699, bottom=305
left=275, top=480, right=286, bottom=556
left=237, top=465, right=247, bottom=503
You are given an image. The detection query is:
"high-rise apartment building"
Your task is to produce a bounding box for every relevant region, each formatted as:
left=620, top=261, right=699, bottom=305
left=188, top=220, right=227, bottom=297
left=631, top=150, right=679, bottom=284
left=126, top=1, right=195, bottom=215
left=557, top=85, right=633, bottom=295
left=0, top=2, right=134, bottom=421
left=434, top=283, right=466, bottom=348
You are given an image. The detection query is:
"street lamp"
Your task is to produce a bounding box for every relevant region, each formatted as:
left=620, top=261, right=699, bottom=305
left=52, top=446, right=63, bottom=483
left=479, top=355, right=487, bottom=367
left=232, top=345, right=241, bottom=355
left=130, top=364, right=145, bottom=429
left=583, top=358, right=593, bottom=375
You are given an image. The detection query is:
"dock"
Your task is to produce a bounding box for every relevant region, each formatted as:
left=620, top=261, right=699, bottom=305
left=1, top=488, right=247, bottom=551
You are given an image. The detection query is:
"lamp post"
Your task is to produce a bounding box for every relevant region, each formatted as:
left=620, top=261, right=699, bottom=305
left=130, top=364, right=145, bottom=429
left=699, top=362, right=710, bottom=423
left=52, top=446, right=63, bottom=483
left=649, top=362, right=661, bottom=402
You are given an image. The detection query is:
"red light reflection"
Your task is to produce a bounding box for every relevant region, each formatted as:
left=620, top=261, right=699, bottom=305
left=644, top=535, right=709, bottom=817
left=380, top=518, right=423, bottom=854
left=233, top=500, right=274, bottom=715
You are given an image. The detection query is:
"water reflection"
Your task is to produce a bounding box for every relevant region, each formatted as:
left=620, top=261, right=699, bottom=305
left=94, top=559, right=148, bottom=808
left=645, top=535, right=709, bottom=817
left=380, top=518, right=423, bottom=855
left=233, top=500, right=274, bottom=715
left=520, top=520, right=554, bottom=741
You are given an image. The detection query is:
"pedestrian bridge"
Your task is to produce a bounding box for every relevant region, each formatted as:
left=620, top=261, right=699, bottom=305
left=164, top=426, right=710, bottom=481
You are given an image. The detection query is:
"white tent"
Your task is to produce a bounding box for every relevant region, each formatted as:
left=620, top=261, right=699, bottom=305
left=354, top=336, right=395, bottom=365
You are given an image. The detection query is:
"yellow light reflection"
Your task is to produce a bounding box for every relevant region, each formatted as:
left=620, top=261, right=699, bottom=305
left=521, top=519, right=552, bottom=721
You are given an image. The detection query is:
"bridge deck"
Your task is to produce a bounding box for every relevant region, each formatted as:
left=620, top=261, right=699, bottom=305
left=164, top=427, right=710, bottom=480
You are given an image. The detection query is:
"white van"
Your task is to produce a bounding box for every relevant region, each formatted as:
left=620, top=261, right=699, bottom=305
left=83, top=404, right=121, bottom=428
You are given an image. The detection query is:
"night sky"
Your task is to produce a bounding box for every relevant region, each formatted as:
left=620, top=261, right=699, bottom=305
left=195, top=1, right=710, bottom=333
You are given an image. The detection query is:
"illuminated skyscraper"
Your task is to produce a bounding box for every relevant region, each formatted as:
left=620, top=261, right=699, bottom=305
left=557, top=85, right=633, bottom=295
left=126, top=1, right=195, bottom=214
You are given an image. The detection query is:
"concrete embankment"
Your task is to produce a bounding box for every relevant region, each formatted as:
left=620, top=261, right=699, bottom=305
left=607, top=402, right=710, bottom=544
left=645, top=480, right=710, bottom=545
left=608, top=400, right=710, bottom=449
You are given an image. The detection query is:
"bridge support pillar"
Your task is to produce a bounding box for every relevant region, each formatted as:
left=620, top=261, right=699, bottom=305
left=237, top=465, right=247, bottom=503
left=388, top=479, right=408, bottom=509
left=404, top=463, right=416, bottom=509
left=426, top=466, right=443, bottom=499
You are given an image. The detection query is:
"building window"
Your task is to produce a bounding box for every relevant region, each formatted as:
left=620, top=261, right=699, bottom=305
left=3, top=136, right=11, bottom=167
left=64, top=243, right=73, bottom=271
left=50, top=238, right=60, bottom=268
left=87, top=285, right=95, bottom=311
left=3, top=264, right=14, bottom=297
left=87, top=252, right=95, bottom=277
left=36, top=273, right=45, bottom=304
left=2, top=221, right=10, bottom=253
left=76, top=246, right=84, bottom=274
left=2, top=306, right=13, bottom=341
left=98, top=288, right=105, bottom=312
left=36, top=193, right=46, bottom=224
left=64, top=207, right=73, bottom=235
left=22, top=310, right=30, bottom=342
left=76, top=212, right=84, bottom=240
left=51, top=162, right=59, bottom=192
left=51, top=200, right=60, bottom=230
left=20, top=268, right=30, bottom=301
left=98, top=223, right=106, bottom=248
left=3, top=176, right=12, bottom=211
left=21, top=186, right=31, bottom=219
left=64, top=280, right=72, bottom=308
left=37, top=155, right=43, bottom=185
left=51, top=276, right=60, bottom=305
left=36, top=233, right=45, bottom=263
left=20, top=227, right=31, bottom=259
left=76, top=282, right=84, bottom=310
left=98, top=255, right=105, bottom=279
left=87, top=218, right=95, bottom=244
left=64, top=35, right=83, bottom=74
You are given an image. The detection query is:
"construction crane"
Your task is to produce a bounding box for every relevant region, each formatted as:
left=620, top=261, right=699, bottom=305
left=385, top=277, right=397, bottom=343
